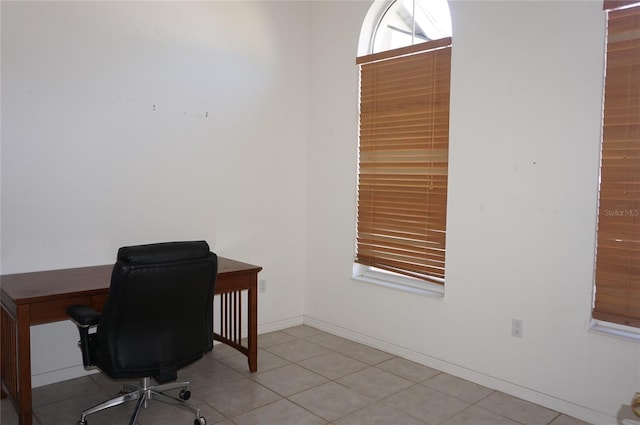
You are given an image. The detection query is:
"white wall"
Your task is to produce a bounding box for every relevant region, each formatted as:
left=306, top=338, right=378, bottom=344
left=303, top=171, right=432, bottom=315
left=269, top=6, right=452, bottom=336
left=305, top=0, right=640, bottom=424
left=1, top=1, right=309, bottom=384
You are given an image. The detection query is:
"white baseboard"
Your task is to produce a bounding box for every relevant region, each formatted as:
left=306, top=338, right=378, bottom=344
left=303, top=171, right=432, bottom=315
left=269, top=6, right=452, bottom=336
left=303, top=316, right=616, bottom=425
left=32, top=366, right=99, bottom=388
left=258, top=316, right=304, bottom=334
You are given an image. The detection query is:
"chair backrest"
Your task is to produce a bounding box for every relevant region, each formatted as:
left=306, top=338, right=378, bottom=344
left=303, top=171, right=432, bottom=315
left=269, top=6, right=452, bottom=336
left=96, top=241, right=217, bottom=382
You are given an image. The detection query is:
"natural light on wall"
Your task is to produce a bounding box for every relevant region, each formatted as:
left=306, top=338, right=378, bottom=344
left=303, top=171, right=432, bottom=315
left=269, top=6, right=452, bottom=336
left=372, top=0, right=452, bottom=53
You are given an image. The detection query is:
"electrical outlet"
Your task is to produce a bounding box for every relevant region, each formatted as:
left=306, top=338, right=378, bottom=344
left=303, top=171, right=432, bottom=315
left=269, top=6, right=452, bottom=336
left=511, top=319, right=523, bottom=338
left=259, top=279, right=267, bottom=293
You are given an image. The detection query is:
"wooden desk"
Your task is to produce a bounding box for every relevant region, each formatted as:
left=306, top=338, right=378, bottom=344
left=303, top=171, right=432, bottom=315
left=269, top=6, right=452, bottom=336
left=0, top=257, right=261, bottom=425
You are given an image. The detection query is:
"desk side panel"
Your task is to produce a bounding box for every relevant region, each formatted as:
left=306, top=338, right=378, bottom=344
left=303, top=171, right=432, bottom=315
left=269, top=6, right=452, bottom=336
left=216, top=271, right=257, bottom=293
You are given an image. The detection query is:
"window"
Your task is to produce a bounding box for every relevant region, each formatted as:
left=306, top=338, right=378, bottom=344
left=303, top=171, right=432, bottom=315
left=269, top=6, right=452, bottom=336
left=354, top=0, right=452, bottom=295
left=593, top=0, right=640, bottom=331
left=372, top=0, right=451, bottom=53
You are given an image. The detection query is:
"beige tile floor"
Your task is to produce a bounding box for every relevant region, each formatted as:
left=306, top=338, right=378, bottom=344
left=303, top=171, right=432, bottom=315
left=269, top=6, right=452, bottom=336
left=1, top=325, right=590, bottom=425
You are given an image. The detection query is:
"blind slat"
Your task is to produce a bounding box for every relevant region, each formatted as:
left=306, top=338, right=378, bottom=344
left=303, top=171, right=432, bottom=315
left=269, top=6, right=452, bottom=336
left=604, top=0, right=640, bottom=11
left=356, top=37, right=452, bottom=65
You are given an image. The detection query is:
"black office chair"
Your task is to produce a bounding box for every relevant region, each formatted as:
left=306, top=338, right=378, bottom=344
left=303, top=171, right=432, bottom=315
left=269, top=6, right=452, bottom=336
left=67, top=241, right=217, bottom=425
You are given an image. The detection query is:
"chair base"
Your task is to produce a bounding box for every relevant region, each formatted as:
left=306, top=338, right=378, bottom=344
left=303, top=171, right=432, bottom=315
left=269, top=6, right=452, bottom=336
left=77, top=377, right=206, bottom=425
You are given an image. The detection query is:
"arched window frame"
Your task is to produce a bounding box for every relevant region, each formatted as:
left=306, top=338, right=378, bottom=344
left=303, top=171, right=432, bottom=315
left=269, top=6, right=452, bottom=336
left=358, top=0, right=452, bottom=56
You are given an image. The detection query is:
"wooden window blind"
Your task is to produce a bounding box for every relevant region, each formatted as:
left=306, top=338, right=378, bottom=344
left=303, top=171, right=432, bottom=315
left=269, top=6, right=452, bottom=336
left=355, top=38, right=452, bottom=284
left=593, top=2, right=640, bottom=326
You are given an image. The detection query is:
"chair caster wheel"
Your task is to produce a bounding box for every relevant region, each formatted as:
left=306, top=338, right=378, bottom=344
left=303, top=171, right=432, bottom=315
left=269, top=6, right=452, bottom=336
left=179, top=389, right=191, bottom=400
left=194, top=417, right=206, bottom=425
left=77, top=420, right=87, bottom=425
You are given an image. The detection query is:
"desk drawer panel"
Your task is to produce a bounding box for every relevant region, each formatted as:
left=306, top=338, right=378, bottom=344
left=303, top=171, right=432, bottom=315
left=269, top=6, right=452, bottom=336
left=30, top=296, right=92, bottom=325
left=91, top=294, right=108, bottom=312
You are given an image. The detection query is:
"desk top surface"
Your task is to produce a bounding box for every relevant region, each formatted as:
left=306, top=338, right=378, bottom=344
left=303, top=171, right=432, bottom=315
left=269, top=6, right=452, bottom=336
left=1, top=257, right=261, bottom=305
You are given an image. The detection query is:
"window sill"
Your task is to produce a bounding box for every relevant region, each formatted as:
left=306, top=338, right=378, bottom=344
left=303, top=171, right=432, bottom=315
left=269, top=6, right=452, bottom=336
left=352, top=264, right=444, bottom=298
left=590, top=319, right=640, bottom=343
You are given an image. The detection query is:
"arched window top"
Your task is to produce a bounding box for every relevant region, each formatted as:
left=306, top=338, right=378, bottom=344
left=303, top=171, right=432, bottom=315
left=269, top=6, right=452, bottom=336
left=359, top=0, right=452, bottom=56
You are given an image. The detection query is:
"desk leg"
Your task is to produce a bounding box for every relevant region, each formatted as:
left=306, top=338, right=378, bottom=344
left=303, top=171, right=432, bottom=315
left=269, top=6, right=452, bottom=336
left=1, top=307, right=5, bottom=400
left=248, top=280, right=258, bottom=373
left=1, top=305, right=34, bottom=425
left=16, top=305, right=33, bottom=425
